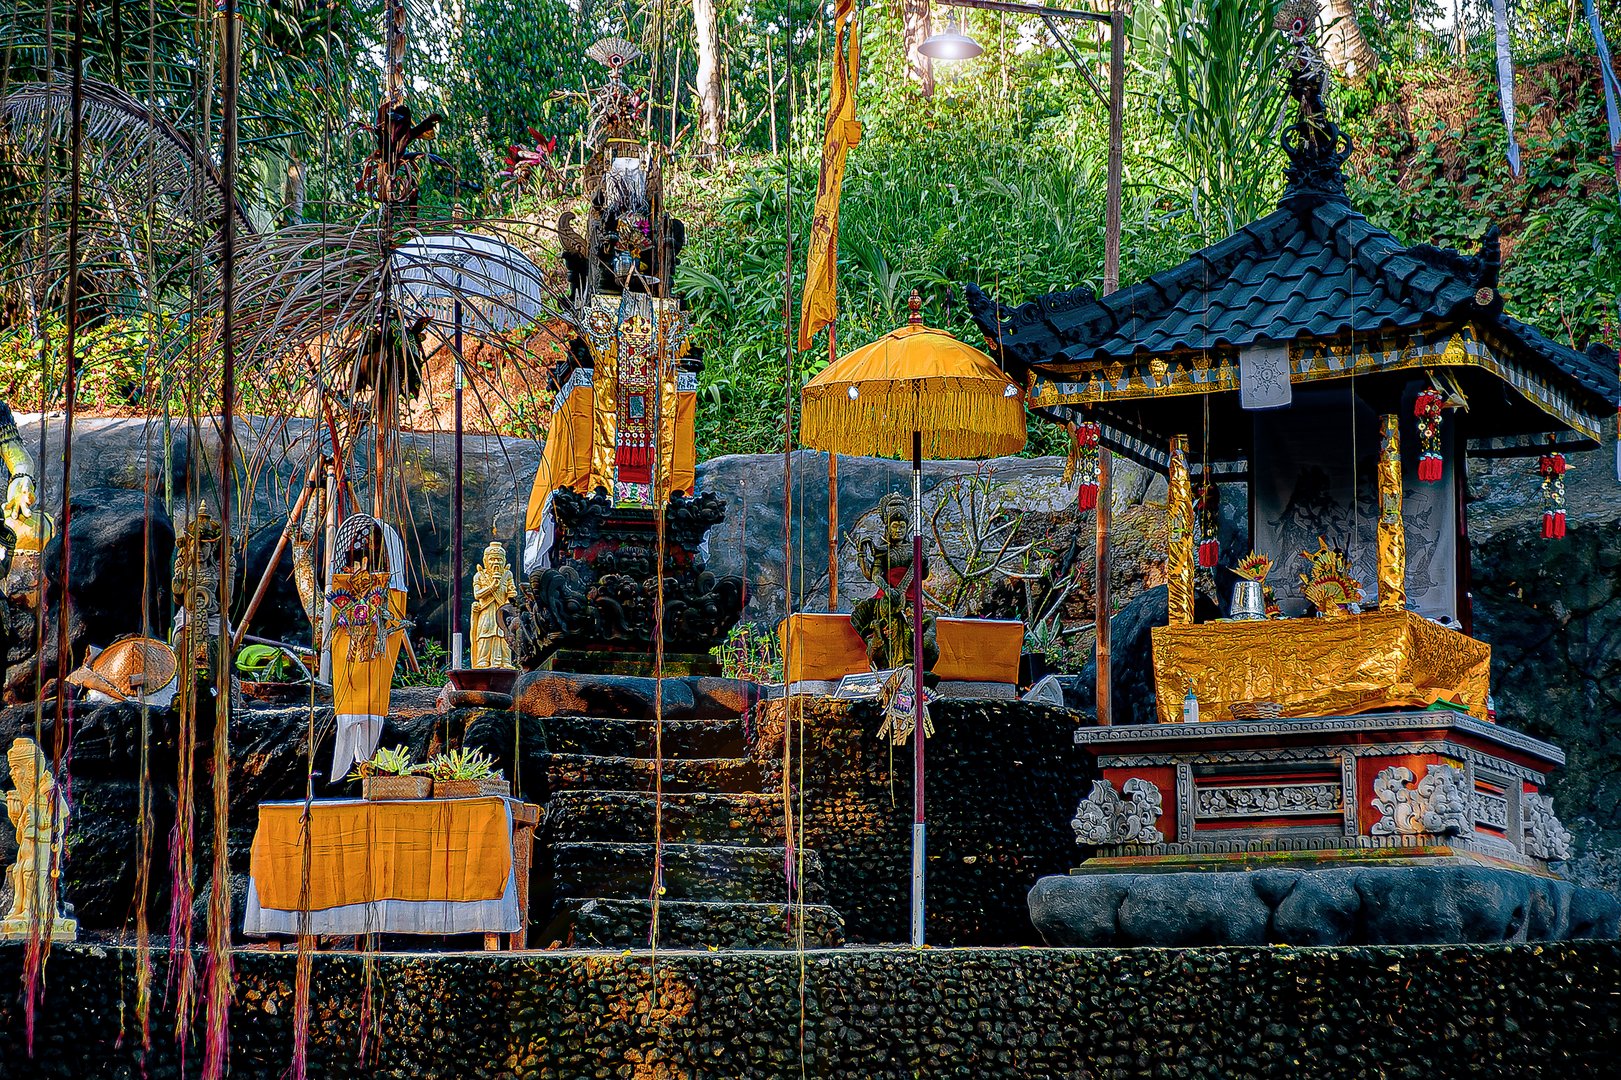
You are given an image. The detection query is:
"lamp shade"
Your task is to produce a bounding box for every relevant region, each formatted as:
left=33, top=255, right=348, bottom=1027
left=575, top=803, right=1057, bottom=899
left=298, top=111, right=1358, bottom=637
left=919, top=30, right=984, bottom=60
left=800, top=322, right=1026, bottom=461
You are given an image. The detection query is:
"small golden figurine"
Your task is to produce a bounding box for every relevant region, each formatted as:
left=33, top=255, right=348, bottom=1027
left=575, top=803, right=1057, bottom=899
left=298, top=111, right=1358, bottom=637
left=471, top=542, right=518, bottom=669
left=2, top=737, right=76, bottom=941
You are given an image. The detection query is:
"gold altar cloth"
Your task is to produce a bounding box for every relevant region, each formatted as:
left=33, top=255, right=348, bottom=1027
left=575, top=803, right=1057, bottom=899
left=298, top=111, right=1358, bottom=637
left=1151, top=610, right=1491, bottom=723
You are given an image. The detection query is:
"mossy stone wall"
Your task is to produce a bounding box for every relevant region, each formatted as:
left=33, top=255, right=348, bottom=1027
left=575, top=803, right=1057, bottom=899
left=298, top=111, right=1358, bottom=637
left=2, top=942, right=1618, bottom=1078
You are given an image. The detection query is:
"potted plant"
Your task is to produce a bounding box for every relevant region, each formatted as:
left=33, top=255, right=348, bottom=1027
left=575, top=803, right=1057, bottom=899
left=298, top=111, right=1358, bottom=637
left=349, top=745, right=431, bottom=800
left=426, top=747, right=509, bottom=799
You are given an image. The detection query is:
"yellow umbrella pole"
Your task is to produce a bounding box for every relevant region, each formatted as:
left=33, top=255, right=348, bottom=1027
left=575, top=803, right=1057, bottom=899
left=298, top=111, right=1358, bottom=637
left=910, top=428, right=926, bottom=948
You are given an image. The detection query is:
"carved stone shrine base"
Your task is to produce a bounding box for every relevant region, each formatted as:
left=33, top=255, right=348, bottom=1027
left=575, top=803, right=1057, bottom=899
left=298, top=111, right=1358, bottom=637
left=1067, top=710, right=1574, bottom=875
left=517, top=489, right=743, bottom=678
left=1, top=913, right=76, bottom=942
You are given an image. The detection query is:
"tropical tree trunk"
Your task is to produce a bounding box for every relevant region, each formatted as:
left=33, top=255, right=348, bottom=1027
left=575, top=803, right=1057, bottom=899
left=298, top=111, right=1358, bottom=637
left=903, top=0, right=935, bottom=96
left=693, top=0, right=723, bottom=155
left=1321, top=0, right=1377, bottom=78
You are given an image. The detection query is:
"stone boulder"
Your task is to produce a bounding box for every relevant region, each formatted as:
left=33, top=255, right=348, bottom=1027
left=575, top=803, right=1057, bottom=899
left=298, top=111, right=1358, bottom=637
left=1029, top=867, right=1621, bottom=946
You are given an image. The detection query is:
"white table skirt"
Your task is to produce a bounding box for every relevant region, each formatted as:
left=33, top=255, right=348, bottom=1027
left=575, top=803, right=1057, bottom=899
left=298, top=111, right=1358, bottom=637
left=243, top=864, right=519, bottom=937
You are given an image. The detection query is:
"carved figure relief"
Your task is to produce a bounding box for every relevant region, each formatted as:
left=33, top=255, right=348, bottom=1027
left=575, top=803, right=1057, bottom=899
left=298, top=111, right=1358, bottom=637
left=1370, top=763, right=1474, bottom=837
left=1072, top=778, right=1165, bottom=846
left=1522, top=791, right=1573, bottom=862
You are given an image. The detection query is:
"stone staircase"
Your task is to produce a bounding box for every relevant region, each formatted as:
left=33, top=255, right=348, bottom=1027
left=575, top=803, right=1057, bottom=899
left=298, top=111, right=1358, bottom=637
left=540, top=709, right=845, bottom=949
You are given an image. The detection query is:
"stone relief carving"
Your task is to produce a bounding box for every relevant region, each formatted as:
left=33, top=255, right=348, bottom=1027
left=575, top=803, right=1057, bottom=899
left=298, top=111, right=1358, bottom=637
left=1522, top=792, right=1573, bottom=862
left=1369, top=763, right=1474, bottom=837
left=1475, top=793, right=1509, bottom=830
left=1195, top=783, right=1340, bottom=818
left=1072, top=778, right=1164, bottom=846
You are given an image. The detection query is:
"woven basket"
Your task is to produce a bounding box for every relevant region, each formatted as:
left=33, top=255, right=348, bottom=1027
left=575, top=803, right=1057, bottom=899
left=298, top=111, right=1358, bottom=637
left=363, top=774, right=432, bottom=801
left=1230, top=700, right=1283, bottom=721
left=434, top=777, right=511, bottom=799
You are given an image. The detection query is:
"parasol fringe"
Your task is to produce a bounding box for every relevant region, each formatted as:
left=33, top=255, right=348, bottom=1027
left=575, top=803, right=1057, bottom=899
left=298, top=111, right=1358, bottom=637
left=800, top=386, right=1025, bottom=460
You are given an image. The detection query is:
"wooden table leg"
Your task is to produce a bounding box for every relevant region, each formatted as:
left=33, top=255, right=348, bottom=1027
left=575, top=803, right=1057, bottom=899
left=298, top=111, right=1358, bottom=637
left=483, top=933, right=501, bottom=951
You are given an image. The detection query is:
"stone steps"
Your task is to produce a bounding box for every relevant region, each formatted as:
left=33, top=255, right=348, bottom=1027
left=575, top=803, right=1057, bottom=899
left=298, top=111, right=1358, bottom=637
left=547, top=789, right=783, bottom=846
left=550, top=842, right=826, bottom=904
left=545, top=753, right=763, bottom=794
left=545, top=715, right=750, bottom=760
left=527, top=676, right=843, bottom=951
left=561, top=898, right=845, bottom=950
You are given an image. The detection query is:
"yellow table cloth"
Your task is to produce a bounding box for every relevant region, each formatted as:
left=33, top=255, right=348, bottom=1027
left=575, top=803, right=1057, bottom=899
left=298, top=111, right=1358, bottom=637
left=1150, top=610, right=1491, bottom=723
left=249, top=797, right=513, bottom=912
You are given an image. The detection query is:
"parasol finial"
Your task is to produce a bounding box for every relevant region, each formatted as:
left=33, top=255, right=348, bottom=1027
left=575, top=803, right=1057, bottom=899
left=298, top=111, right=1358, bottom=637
left=907, top=289, right=923, bottom=326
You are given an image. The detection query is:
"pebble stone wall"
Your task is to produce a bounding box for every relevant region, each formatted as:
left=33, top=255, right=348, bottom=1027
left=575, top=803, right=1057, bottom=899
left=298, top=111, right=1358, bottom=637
left=2, top=942, right=1617, bottom=1078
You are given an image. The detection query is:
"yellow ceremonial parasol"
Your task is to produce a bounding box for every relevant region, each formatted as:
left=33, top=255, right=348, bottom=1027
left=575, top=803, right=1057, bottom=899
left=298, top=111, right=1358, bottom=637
left=798, top=290, right=1026, bottom=947
left=800, top=295, right=1027, bottom=462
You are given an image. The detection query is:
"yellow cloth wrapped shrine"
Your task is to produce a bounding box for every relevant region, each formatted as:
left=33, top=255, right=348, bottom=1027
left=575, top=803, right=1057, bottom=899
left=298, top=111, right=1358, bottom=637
left=1150, top=610, right=1491, bottom=723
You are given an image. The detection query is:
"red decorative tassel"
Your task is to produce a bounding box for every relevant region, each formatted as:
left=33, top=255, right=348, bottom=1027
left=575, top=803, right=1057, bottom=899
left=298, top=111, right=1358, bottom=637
left=1075, top=421, right=1101, bottom=511
left=1538, top=449, right=1568, bottom=541
left=1414, top=388, right=1446, bottom=483
left=1195, top=481, right=1220, bottom=568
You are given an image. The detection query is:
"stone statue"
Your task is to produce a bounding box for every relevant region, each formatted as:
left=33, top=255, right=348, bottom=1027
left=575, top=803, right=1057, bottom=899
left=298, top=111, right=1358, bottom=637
left=850, top=492, right=937, bottom=673
left=2, top=737, right=76, bottom=941
left=471, top=542, right=518, bottom=669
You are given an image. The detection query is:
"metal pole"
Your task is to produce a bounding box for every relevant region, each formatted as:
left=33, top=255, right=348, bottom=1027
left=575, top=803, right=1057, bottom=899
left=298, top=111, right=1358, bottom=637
left=1103, top=3, right=1125, bottom=296
left=1094, top=445, right=1112, bottom=724
left=452, top=279, right=465, bottom=669
left=1096, top=4, right=1125, bottom=719
left=911, top=429, right=926, bottom=947
left=827, top=325, right=839, bottom=610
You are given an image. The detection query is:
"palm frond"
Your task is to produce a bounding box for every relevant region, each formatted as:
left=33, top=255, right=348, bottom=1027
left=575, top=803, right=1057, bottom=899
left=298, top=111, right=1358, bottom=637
left=2, top=75, right=255, bottom=241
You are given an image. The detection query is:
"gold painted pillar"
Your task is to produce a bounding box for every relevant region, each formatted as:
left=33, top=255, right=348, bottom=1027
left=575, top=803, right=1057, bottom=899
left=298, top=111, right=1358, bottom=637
left=1377, top=413, right=1407, bottom=612
left=1166, top=434, right=1195, bottom=625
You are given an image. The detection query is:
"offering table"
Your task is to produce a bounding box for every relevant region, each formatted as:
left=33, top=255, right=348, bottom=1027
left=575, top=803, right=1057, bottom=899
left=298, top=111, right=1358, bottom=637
left=245, top=796, right=540, bottom=949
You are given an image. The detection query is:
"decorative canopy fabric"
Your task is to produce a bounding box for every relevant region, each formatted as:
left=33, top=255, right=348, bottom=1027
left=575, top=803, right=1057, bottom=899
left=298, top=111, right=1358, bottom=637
left=800, top=324, right=1027, bottom=461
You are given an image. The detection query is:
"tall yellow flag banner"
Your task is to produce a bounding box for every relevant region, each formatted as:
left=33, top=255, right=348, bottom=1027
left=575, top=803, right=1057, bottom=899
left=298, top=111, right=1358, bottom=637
left=797, top=0, right=862, bottom=352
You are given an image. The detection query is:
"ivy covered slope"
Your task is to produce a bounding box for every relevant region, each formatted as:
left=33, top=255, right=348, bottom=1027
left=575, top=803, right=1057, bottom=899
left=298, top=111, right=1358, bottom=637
left=1340, top=55, right=1621, bottom=342
left=676, top=45, right=1620, bottom=460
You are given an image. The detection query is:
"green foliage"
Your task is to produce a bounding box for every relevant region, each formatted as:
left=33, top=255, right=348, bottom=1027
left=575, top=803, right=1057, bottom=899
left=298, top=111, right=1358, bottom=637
left=394, top=638, right=450, bottom=688
left=1132, top=0, right=1287, bottom=237
left=714, top=621, right=783, bottom=684
left=1340, top=53, right=1621, bottom=344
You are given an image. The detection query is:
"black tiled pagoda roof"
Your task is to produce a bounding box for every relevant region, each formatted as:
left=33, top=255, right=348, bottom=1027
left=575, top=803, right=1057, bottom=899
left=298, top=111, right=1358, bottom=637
left=964, top=66, right=1620, bottom=457
left=965, top=199, right=1619, bottom=420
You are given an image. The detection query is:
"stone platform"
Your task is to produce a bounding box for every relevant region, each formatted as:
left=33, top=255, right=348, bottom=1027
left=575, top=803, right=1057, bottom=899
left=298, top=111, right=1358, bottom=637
left=5, top=942, right=1620, bottom=1078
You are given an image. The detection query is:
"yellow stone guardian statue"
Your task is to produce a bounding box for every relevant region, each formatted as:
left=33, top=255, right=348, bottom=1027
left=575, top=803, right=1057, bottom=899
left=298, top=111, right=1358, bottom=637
left=3, top=737, right=76, bottom=941
left=471, top=542, right=517, bottom=669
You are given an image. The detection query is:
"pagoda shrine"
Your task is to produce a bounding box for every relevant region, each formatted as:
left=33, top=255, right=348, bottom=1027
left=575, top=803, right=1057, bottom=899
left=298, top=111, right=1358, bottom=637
left=965, top=10, right=1620, bottom=943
